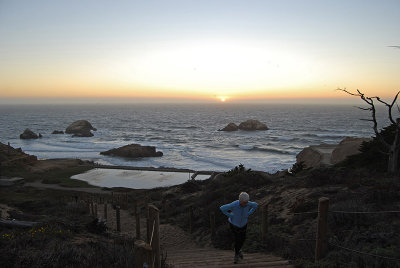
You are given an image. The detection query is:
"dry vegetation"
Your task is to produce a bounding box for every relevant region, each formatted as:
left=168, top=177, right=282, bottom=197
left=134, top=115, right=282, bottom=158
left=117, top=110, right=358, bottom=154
left=1, top=141, right=400, bottom=267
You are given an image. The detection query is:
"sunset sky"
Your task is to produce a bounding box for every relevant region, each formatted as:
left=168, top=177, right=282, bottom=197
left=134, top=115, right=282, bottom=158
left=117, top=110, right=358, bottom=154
left=0, top=0, right=399, bottom=103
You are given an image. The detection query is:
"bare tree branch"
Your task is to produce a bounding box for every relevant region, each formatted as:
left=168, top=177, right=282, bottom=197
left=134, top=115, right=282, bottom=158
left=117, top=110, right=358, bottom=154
left=336, top=88, right=360, bottom=97
left=338, top=88, right=391, bottom=149
left=374, top=91, right=400, bottom=124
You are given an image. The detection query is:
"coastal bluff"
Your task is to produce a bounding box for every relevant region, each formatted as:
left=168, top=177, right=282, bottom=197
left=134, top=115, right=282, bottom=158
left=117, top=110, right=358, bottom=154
left=0, top=142, right=37, bottom=168
left=296, top=137, right=371, bottom=168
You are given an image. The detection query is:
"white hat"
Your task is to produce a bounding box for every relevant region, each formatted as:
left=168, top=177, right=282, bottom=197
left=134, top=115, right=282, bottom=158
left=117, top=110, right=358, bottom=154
left=239, top=192, right=249, bottom=202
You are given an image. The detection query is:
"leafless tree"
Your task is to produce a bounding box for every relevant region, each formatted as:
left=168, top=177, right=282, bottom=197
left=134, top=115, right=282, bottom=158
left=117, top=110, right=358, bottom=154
left=338, top=88, right=400, bottom=174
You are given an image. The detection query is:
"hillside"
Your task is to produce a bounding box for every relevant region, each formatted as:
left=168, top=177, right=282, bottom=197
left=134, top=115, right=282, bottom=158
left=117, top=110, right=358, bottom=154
left=1, top=143, right=400, bottom=267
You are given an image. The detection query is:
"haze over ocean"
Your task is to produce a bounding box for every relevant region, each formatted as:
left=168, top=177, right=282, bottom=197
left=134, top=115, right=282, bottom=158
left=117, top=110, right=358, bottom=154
left=0, top=103, right=390, bottom=173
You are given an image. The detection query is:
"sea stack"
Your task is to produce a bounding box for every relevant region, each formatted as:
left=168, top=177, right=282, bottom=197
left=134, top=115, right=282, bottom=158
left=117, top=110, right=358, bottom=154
left=100, top=144, right=163, bottom=158
left=19, top=128, right=40, bottom=139
left=65, top=120, right=96, bottom=137
left=219, top=123, right=239, bottom=131
left=238, top=120, right=269, bottom=131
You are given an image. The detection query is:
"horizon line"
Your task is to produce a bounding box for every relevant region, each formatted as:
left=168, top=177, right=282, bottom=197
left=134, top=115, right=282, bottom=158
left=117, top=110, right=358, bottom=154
left=0, top=96, right=378, bottom=105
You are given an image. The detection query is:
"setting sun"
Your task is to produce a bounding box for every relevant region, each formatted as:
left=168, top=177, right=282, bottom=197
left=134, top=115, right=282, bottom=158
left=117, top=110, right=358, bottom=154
left=218, top=96, right=229, bottom=102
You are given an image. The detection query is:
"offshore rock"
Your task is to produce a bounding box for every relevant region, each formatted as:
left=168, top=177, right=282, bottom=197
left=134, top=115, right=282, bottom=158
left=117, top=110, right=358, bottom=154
left=238, top=120, right=269, bottom=131
left=65, top=120, right=96, bottom=137
left=100, top=144, right=163, bottom=158
left=219, top=123, right=239, bottom=131
left=19, top=128, right=39, bottom=139
left=52, top=130, right=64, bottom=134
left=72, top=131, right=94, bottom=137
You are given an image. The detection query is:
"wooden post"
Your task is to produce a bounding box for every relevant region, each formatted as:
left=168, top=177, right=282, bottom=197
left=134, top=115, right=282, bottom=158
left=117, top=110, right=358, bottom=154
left=164, top=200, right=169, bottom=223
left=146, top=200, right=150, bottom=242
left=116, top=206, right=121, bottom=232
left=134, top=240, right=153, bottom=268
left=146, top=219, right=150, bottom=242
left=261, top=205, right=268, bottom=241
left=210, top=212, right=216, bottom=237
left=90, top=201, right=94, bottom=216
left=136, top=211, right=141, bottom=239
left=148, top=205, right=160, bottom=268
left=189, top=205, right=194, bottom=233
left=315, top=197, right=329, bottom=262
left=94, top=204, right=98, bottom=218
left=104, top=202, right=108, bottom=220
left=134, top=201, right=138, bottom=214
left=86, top=200, right=90, bottom=214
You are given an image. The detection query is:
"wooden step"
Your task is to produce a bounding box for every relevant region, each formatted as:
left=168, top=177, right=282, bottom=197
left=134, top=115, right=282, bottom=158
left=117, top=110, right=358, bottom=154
left=166, top=249, right=293, bottom=268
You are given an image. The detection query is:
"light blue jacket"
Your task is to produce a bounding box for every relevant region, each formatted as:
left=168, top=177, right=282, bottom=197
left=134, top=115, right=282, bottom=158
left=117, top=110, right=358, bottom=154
left=220, top=200, right=258, bottom=228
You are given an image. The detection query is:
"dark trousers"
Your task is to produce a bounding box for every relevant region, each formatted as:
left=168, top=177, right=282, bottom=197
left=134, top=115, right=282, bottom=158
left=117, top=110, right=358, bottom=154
left=230, top=223, right=247, bottom=255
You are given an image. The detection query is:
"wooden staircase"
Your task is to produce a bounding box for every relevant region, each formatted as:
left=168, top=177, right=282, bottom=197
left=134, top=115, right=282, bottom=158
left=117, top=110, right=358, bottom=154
left=103, top=205, right=294, bottom=268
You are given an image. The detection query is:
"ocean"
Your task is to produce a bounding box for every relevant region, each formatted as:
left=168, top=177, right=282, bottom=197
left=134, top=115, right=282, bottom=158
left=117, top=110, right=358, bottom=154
left=0, top=103, right=390, bottom=173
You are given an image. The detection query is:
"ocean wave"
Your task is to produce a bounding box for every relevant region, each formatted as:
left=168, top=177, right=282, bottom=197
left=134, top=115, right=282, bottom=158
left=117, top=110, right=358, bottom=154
left=303, top=133, right=349, bottom=139
left=238, top=144, right=255, bottom=150
left=233, top=144, right=295, bottom=155
left=180, top=150, right=234, bottom=170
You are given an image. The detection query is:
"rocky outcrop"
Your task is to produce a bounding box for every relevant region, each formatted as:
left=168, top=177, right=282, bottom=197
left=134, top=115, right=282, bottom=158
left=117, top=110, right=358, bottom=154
left=219, top=120, right=268, bottom=131
left=72, top=132, right=94, bottom=137
left=296, top=144, right=337, bottom=168
left=52, top=130, right=64, bottom=134
left=331, top=137, right=370, bottom=164
left=219, top=123, right=239, bottom=131
left=19, top=129, right=40, bottom=139
left=238, top=120, right=269, bottom=131
left=65, top=120, right=96, bottom=137
left=0, top=142, right=38, bottom=167
left=100, top=144, right=163, bottom=158
left=296, top=137, right=371, bottom=168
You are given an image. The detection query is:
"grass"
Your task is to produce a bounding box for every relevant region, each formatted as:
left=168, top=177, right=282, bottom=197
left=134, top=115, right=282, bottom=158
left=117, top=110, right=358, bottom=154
left=0, top=183, right=140, bottom=268
left=0, top=224, right=137, bottom=268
